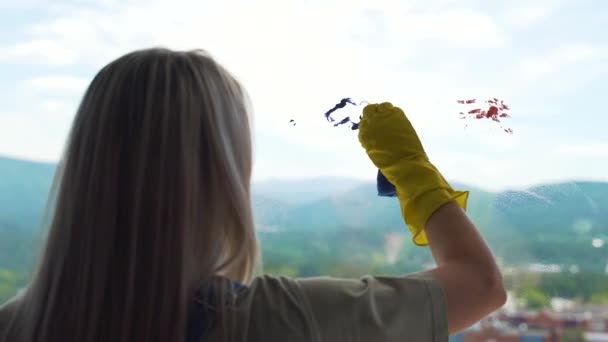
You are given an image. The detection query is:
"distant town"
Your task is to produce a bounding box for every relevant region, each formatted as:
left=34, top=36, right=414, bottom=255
left=451, top=292, right=608, bottom=342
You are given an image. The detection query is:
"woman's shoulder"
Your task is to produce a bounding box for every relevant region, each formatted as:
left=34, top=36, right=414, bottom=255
left=246, top=272, right=444, bottom=299
left=249, top=272, right=442, bottom=293
left=238, top=274, right=302, bottom=305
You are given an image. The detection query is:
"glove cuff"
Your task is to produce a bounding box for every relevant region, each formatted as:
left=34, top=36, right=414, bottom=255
left=380, top=159, right=469, bottom=245
left=402, top=188, right=469, bottom=246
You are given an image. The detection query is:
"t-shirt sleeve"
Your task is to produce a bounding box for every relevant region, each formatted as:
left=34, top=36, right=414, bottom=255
left=294, top=272, right=448, bottom=342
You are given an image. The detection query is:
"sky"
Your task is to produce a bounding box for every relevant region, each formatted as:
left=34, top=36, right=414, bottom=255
left=0, top=0, right=607, bottom=191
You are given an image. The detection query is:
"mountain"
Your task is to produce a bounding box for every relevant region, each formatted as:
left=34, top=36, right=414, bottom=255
left=491, top=182, right=608, bottom=268
left=251, top=194, right=294, bottom=232
left=275, top=182, right=503, bottom=232
left=494, top=182, right=608, bottom=234
left=253, top=177, right=363, bottom=205
left=0, top=157, right=55, bottom=232
left=266, top=182, right=400, bottom=230
left=1, top=155, right=608, bottom=273
left=250, top=178, right=608, bottom=270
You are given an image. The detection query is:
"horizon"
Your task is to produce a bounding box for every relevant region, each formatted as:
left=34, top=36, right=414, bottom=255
left=1, top=153, right=605, bottom=193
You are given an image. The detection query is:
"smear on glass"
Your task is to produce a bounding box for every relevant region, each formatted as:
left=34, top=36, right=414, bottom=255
left=457, top=98, right=513, bottom=134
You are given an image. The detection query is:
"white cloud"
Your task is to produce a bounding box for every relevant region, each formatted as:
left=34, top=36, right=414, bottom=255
left=2, top=1, right=506, bottom=74
left=0, top=39, right=78, bottom=65
left=39, top=99, right=71, bottom=112
left=21, top=76, right=89, bottom=94
left=393, top=10, right=504, bottom=46
left=519, top=44, right=604, bottom=81
left=503, top=1, right=566, bottom=28
left=36, top=99, right=78, bottom=121
left=554, top=143, right=608, bottom=158
left=0, top=0, right=47, bottom=10
left=349, top=4, right=504, bottom=48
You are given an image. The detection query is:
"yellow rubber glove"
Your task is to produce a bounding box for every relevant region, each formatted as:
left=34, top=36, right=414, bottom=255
left=358, top=102, right=469, bottom=246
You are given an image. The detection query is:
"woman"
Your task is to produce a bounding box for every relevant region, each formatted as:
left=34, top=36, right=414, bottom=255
left=0, top=48, right=505, bottom=342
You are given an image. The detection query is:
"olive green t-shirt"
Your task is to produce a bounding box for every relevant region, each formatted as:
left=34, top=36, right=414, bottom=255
left=0, top=273, right=447, bottom=342
left=210, top=272, right=448, bottom=342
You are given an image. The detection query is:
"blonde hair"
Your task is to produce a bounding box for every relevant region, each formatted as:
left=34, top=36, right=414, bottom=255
left=2, top=48, right=259, bottom=342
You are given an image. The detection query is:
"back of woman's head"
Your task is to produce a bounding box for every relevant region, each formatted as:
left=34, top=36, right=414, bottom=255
left=3, top=48, right=258, bottom=342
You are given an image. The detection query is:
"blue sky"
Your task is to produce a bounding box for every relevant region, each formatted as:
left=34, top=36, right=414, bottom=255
left=0, top=0, right=606, bottom=191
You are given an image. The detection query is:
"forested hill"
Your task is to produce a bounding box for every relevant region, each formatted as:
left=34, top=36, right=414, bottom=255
left=2, top=155, right=608, bottom=273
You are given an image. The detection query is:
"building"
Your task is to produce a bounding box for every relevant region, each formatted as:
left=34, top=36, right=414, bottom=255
left=450, top=316, right=559, bottom=342
left=449, top=303, right=608, bottom=341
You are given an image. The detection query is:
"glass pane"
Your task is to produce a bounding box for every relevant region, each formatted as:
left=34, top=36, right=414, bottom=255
left=1, top=1, right=606, bottom=340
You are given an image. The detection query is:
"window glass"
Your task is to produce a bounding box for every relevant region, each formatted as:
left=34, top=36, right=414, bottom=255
left=1, top=1, right=607, bottom=340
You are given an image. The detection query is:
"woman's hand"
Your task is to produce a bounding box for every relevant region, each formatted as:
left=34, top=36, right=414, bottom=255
left=357, top=102, right=428, bottom=171
left=357, top=102, right=467, bottom=246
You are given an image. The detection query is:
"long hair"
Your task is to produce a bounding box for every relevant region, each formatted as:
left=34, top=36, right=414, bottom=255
left=2, top=48, right=259, bottom=342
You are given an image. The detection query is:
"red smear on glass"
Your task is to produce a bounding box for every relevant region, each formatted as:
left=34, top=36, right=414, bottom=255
left=457, top=98, right=513, bottom=134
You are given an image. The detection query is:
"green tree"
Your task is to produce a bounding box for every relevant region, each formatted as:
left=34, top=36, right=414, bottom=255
left=0, top=268, right=19, bottom=305
left=560, top=328, right=585, bottom=342
left=590, top=293, right=608, bottom=305
left=520, top=287, right=550, bottom=310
